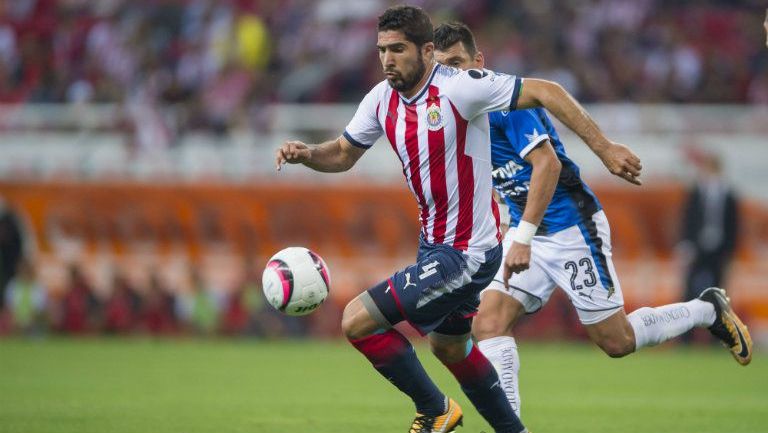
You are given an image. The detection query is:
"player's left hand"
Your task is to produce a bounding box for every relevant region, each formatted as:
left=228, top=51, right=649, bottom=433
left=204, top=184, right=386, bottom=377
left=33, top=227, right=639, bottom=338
left=503, top=242, right=531, bottom=288
left=599, top=142, right=643, bottom=186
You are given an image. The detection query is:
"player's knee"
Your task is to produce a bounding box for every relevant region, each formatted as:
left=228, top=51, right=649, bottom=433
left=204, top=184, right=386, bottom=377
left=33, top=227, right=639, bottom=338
left=472, top=312, right=512, bottom=341
left=598, top=334, right=635, bottom=358
left=340, top=306, right=356, bottom=339
left=341, top=300, right=366, bottom=340
left=429, top=340, right=466, bottom=364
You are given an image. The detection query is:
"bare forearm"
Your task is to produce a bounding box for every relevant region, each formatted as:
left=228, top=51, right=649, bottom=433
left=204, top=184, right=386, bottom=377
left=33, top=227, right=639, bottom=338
left=520, top=159, right=560, bottom=226
left=304, top=138, right=356, bottom=172
left=515, top=80, right=642, bottom=185
left=520, top=80, right=610, bottom=154
left=276, top=136, right=364, bottom=172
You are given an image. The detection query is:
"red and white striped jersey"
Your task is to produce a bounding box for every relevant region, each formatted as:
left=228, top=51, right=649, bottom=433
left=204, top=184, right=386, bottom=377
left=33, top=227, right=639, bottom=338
left=344, top=64, right=524, bottom=257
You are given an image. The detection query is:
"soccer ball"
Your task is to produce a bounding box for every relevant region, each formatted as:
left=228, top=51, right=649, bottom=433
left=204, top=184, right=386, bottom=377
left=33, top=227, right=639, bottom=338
left=261, top=247, right=330, bottom=316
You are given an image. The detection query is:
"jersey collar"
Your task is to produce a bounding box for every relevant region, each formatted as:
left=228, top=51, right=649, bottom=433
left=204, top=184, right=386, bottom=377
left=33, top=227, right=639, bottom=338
left=398, top=63, right=439, bottom=105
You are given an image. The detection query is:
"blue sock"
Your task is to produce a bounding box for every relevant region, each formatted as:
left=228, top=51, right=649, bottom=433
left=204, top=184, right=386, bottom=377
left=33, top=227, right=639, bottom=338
left=350, top=329, right=446, bottom=416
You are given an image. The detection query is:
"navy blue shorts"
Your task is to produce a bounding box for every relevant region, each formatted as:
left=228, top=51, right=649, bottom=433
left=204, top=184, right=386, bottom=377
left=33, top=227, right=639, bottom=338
left=366, top=237, right=502, bottom=336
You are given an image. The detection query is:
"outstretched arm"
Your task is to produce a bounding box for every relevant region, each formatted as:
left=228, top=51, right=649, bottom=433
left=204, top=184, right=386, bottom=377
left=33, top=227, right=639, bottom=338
left=275, top=135, right=366, bottom=173
left=517, top=79, right=643, bottom=185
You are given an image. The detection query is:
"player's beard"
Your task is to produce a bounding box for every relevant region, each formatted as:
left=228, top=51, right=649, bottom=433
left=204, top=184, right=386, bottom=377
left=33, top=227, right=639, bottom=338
left=386, top=51, right=426, bottom=93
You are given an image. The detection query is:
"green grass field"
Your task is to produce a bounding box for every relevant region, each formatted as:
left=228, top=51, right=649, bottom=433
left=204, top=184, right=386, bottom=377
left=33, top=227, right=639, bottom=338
left=0, top=338, right=765, bottom=433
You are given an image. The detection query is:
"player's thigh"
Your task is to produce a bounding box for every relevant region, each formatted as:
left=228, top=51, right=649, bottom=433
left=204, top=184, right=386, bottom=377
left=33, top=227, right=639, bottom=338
left=364, top=242, right=486, bottom=336
left=540, top=213, right=625, bottom=325
left=473, top=290, right=527, bottom=340
left=423, top=243, right=504, bottom=338
left=584, top=309, right=636, bottom=357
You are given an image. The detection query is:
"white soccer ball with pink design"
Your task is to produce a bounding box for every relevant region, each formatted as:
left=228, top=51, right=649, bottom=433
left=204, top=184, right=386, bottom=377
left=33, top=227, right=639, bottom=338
left=261, top=247, right=330, bottom=316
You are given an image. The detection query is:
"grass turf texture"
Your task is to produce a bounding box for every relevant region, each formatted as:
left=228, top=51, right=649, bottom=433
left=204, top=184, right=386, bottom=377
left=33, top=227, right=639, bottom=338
left=0, top=339, right=765, bottom=433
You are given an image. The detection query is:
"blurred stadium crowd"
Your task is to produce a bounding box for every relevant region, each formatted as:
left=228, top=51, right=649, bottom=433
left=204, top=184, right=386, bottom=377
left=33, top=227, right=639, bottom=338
left=0, top=255, right=321, bottom=338
left=0, top=0, right=765, bottom=136
left=0, top=186, right=338, bottom=338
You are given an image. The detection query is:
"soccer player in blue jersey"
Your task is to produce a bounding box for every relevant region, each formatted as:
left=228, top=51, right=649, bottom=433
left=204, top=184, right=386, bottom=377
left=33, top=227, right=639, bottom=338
left=434, top=21, right=753, bottom=417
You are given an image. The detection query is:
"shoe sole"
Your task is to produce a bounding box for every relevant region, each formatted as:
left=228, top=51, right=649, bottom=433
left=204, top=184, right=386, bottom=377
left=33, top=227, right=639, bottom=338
left=711, top=288, right=753, bottom=366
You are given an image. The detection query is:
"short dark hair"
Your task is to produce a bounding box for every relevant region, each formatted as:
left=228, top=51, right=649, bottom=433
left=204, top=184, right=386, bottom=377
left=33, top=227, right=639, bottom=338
left=377, top=5, right=433, bottom=46
left=434, top=21, right=477, bottom=56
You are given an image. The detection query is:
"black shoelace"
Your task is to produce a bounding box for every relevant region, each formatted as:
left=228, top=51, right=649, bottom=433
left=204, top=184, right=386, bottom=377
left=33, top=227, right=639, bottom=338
left=410, top=414, right=436, bottom=433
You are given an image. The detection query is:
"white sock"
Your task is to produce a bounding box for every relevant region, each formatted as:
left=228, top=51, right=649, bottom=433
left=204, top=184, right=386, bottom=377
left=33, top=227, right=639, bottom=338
left=628, top=299, right=716, bottom=350
left=477, top=336, right=521, bottom=417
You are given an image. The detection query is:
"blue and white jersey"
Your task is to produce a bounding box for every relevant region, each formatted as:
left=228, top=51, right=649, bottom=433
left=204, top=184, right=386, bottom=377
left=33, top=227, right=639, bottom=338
left=489, top=107, right=602, bottom=235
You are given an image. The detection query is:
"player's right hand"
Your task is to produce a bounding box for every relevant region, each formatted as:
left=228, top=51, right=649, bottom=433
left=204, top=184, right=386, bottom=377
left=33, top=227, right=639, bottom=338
left=599, top=142, right=643, bottom=186
left=275, top=140, right=312, bottom=171
left=503, top=242, right=531, bottom=288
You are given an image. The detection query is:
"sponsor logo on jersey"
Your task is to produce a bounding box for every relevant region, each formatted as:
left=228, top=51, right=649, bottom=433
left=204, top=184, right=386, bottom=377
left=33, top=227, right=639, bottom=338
left=493, top=160, right=530, bottom=197
left=492, top=160, right=524, bottom=180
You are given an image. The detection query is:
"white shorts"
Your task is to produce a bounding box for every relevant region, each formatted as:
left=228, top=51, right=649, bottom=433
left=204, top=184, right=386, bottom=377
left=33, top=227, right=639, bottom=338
left=481, top=210, right=624, bottom=325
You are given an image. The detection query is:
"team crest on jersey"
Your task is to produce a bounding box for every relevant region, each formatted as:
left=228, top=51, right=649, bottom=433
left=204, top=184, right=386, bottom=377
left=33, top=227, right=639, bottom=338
left=426, top=103, right=445, bottom=131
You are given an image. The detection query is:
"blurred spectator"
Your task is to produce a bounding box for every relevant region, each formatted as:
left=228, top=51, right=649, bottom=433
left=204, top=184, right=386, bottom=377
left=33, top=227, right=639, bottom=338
left=200, top=59, right=254, bottom=134
left=175, top=266, right=222, bottom=335
left=57, top=264, right=101, bottom=334
left=0, top=0, right=762, bottom=139
left=764, top=8, right=768, bottom=48
left=102, top=271, right=142, bottom=334
left=220, top=283, right=250, bottom=335
left=4, top=258, right=46, bottom=334
left=220, top=262, right=261, bottom=335
left=679, top=151, right=739, bottom=301
left=0, top=197, right=24, bottom=308
left=139, top=270, right=177, bottom=335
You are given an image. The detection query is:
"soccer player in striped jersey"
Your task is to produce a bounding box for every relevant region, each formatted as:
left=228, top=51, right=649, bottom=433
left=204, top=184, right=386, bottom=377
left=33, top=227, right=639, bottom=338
left=433, top=21, right=753, bottom=419
left=277, top=5, right=642, bottom=433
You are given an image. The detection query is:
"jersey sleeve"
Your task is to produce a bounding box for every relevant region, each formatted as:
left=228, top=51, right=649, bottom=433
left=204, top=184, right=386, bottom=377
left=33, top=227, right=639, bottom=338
left=343, top=86, right=384, bottom=149
left=445, top=68, right=523, bottom=120
left=503, top=110, right=551, bottom=159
